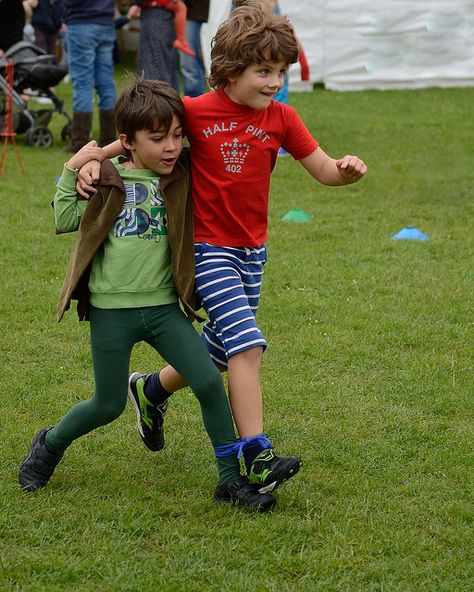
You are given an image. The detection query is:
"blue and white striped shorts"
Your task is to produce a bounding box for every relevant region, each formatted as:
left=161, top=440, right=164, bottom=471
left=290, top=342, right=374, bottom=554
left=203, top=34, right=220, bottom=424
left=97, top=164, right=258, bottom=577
left=194, top=243, right=267, bottom=367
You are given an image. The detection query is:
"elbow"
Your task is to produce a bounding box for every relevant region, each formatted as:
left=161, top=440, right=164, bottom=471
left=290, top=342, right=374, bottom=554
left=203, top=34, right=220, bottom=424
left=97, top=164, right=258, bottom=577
left=54, top=216, right=68, bottom=233
left=55, top=218, right=79, bottom=234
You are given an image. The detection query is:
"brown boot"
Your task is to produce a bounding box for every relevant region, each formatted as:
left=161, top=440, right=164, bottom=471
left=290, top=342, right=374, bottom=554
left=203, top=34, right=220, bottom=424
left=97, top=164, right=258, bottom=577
left=63, top=111, right=92, bottom=153
left=99, top=109, right=116, bottom=147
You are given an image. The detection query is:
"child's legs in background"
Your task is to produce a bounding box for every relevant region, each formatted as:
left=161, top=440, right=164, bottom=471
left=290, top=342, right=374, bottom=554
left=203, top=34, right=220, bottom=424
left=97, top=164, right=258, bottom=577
left=153, top=0, right=188, bottom=43
left=274, top=76, right=289, bottom=156
left=46, top=306, right=137, bottom=453
left=32, top=27, right=58, bottom=55
left=179, top=19, right=205, bottom=97
left=58, top=27, right=68, bottom=70
left=93, top=25, right=116, bottom=111
left=66, top=24, right=97, bottom=112
left=166, top=1, right=187, bottom=43
left=273, top=74, right=288, bottom=104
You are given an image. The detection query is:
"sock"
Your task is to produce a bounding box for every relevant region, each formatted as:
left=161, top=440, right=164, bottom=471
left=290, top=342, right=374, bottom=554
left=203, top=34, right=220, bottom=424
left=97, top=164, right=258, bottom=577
left=213, top=440, right=246, bottom=485
left=214, top=435, right=273, bottom=483
left=216, top=455, right=241, bottom=485
left=243, top=442, right=267, bottom=474
left=44, top=429, right=65, bottom=456
left=238, top=433, right=273, bottom=473
left=143, top=371, right=173, bottom=406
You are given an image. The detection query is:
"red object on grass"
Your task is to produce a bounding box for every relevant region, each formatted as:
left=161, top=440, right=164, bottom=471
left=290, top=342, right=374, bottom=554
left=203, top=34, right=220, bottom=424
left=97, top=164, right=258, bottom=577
left=1, top=60, right=25, bottom=176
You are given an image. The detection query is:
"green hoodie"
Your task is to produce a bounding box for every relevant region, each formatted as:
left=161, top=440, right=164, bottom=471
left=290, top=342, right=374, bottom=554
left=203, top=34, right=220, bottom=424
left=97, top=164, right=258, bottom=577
left=55, top=158, right=176, bottom=309
left=54, top=150, right=202, bottom=322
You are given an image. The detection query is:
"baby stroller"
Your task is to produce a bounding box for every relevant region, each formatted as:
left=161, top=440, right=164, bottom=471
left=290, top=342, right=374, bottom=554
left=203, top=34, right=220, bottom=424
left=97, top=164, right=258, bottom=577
left=0, top=41, right=71, bottom=147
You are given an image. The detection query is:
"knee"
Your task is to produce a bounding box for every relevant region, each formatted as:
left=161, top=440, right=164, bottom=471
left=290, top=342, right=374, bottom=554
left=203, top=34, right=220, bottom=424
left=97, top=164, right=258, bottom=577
left=96, top=397, right=127, bottom=425
left=191, top=365, right=225, bottom=401
left=230, top=346, right=263, bottom=369
left=202, top=364, right=224, bottom=391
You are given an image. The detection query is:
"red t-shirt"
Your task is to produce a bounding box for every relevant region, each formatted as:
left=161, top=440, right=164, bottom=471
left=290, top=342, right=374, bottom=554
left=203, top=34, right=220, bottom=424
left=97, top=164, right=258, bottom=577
left=184, top=89, right=318, bottom=247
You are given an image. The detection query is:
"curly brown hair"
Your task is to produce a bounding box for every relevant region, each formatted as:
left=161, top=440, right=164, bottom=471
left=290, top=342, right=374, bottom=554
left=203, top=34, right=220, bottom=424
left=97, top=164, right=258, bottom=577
left=208, top=1, right=299, bottom=90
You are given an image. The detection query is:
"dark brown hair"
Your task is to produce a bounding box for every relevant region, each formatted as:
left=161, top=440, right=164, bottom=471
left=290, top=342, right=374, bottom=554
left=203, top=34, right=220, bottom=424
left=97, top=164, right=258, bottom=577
left=114, top=77, right=185, bottom=142
left=208, top=1, right=298, bottom=89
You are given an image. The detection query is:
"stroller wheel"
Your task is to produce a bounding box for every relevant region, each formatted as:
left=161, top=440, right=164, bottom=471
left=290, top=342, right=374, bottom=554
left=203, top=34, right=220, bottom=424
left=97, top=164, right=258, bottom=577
left=25, top=126, right=53, bottom=148
left=61, top=123, right=72, bottom=142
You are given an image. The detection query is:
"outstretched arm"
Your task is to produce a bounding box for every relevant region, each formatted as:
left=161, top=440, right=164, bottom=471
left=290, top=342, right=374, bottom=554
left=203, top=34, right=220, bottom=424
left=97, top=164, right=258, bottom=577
left=299, top=146, right=367, bottom=186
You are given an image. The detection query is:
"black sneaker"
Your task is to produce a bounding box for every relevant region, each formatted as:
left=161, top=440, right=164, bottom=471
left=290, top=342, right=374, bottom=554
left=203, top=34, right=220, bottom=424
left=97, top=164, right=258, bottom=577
left=214, top=475, right=276, bottom=511
left=128, top=372, right=167, bottom=452
left=248, top=449, right=302, bottom=493
left=18, top=428, right=63, bottom=492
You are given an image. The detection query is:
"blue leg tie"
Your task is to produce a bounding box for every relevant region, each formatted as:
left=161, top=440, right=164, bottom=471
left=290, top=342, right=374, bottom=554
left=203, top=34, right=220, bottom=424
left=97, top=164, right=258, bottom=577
left=214, top=434, right=273, bottom=458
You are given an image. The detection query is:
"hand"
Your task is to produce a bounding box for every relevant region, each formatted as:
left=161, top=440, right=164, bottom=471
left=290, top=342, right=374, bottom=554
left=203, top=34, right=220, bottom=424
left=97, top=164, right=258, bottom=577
left=127, top=4, right=141, bottom=19
left=66, top=140, right=105, bottom=171
left=336, top=155, right=368, bottom=182
left=76, top=159, right=102, bottom=198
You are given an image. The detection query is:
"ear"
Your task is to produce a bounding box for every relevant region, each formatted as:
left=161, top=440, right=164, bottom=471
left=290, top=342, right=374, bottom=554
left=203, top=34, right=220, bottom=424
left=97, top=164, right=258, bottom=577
left=119, top=133, right=134, bottom=151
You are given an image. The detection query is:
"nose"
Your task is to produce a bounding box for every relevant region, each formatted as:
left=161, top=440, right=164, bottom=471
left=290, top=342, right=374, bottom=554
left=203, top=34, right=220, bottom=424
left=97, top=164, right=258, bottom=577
left=165, top=135, right=181, bottom=152
left=268, top=72, right=283, bottom=90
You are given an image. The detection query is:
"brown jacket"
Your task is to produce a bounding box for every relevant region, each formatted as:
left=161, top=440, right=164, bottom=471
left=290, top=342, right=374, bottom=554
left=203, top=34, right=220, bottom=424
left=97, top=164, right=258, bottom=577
left=56, top=149, right=204, bottom=322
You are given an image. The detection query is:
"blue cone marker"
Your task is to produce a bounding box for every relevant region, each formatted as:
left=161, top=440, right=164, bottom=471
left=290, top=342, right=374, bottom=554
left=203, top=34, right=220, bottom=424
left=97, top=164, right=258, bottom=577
left=391, top=227, right=429, bottom=241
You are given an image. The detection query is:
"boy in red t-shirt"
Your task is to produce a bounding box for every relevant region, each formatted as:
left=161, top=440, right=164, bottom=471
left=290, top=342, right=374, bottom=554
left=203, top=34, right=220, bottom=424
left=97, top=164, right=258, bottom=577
left=78, top=0, right=367, bottom=499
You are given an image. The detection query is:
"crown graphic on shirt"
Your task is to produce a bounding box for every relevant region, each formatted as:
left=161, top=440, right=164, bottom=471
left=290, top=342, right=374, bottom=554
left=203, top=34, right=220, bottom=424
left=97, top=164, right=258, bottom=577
left=220, top=138, right=250, bottom=164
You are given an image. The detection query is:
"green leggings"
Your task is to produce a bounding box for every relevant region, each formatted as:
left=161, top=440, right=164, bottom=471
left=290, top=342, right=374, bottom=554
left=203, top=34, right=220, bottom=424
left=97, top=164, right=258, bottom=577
left=46, top=303, right=240, bottom=483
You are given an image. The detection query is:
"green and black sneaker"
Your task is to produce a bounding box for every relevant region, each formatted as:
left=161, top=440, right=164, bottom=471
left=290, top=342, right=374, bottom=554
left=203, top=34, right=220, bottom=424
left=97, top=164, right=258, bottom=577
left=214, top=475, right=276, bottom=512
left=248, top=449, right=302, bottom=493
left=128, top=372, right=168, bottom=452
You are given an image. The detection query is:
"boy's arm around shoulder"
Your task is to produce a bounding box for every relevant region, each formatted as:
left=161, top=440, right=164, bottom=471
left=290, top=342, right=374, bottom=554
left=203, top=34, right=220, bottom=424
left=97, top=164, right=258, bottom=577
left=54, top=164, right=88, bottom=233
left=299, top=146, right=368, bottom=186
left=76, top=139, right=124, bottom=198
left=55, top=141, right=107, bottom=231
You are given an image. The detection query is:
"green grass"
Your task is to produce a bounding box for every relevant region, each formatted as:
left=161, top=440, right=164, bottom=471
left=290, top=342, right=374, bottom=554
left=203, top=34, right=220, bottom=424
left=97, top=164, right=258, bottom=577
left=1, top=78, right=473, bottom=591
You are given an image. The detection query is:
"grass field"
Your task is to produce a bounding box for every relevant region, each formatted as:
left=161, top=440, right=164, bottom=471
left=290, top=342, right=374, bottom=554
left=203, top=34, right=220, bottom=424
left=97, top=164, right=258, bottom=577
left=1, top=74, right=473, bottom=591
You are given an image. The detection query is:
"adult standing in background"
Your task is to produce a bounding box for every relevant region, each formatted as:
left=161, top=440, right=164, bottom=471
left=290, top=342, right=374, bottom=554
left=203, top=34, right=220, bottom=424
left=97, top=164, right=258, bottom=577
left=128, top=1, right=179, bottom=90
left=63, top=0, right=116, bottom=152
left=180, top=0, right=209, bottom=97
left=31, top=0, right=64, bottom=56
left=0, top=0, right=26, bottom=55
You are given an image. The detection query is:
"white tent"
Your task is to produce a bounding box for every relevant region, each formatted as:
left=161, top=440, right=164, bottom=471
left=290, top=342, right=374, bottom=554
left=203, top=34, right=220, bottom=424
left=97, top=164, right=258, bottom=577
left=202, top=0, right=474, bottom=90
